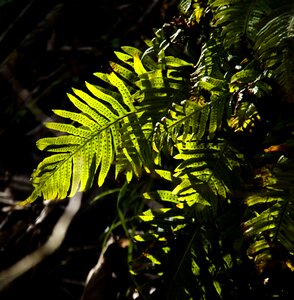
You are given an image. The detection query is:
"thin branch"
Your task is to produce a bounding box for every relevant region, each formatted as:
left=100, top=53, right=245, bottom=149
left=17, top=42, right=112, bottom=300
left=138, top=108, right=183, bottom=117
left=0, top=192, right=83, bottom=292
left=0, top=0, right=34, bottom=45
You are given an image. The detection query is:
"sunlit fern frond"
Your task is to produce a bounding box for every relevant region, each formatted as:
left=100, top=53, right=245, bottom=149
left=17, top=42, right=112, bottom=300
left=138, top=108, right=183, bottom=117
left=25, top=72, right=137, bottom=204
left=24, top=45, right=193, bottom=204
left=153, top=75, right=229, bottom=155
left=145, top=138, right=244, bottom=218
left=228, top=101, right=260, bottom=133
left=135, top=56, right=192, bottom=119
left=117, top=45, right=193, bottom=172
left=173, top=138, right=243, bottom=211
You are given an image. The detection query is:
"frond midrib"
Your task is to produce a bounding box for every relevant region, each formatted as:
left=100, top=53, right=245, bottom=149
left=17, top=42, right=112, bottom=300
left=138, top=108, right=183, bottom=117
left=37, top=109, right=138, bottom=189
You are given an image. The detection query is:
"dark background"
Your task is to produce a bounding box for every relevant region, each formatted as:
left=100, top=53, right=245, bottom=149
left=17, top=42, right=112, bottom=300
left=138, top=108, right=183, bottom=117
left=0, top=0, right=179, bottom=299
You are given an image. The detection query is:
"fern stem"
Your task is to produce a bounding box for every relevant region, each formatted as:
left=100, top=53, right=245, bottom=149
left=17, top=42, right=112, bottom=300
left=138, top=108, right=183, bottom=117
left=167, top=225, right=199, bottom=298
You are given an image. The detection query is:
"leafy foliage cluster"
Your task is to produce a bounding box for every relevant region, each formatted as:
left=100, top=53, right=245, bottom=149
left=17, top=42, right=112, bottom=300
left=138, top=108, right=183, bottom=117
left=23, top=0, right=294, bottom=298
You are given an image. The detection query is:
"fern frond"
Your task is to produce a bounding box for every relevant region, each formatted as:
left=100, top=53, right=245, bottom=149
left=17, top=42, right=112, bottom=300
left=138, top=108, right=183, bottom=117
left=173, top=138, right=243, bottom=210
left=254, top=6, right=294, bottom=102
left=243, top=156, right=294, bottom=269
left=134, top=201, right=241, bottom=299
left=24, top=50, right=144, bottom=204
left=24, top=81, right=131, bottom=204
left=228, top=101, right=260, bottom=132
left=178, top=0, right=192, bottom=16
left=145, top=138, right=244, bottom=217
left=209, top=0, right=271, bottom=47
left=154, top=82, right=228, bottom=154
left=209, top=0, right=294, bottom=102
left=24, top=43, right=193, bottom=204
left=192, top=35, right=227, bottom=80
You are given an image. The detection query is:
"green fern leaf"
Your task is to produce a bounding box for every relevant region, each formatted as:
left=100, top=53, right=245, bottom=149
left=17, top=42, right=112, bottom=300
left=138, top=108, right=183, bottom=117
left=143, top=190, right=179, bottom=203
left=24, top=43, right=193, bottom=204
left=155, top=93, right=228, bottom=152
left=243, top=156, right=294, bottom=265
left=192, top=36, right=227, bottom=79
left=107, top=72, right=135, bottom=111
left=23, top=67, right=138, bottom=203
left=149, top=137, right=243, bottom=212
left=178, top=0, right=192, bottom=15
left=25, top=107, right=113, bottom=203
left=210, top=0, right=271, bottom=47
left=173, top=138, right=243, bottom=209
left=85, top=82, right=127, bottom=115
left=254, top=7, right=294, bottom=102
left=228, top=101, right=260, bottom=132
left=110, top=61, right=137, bottom=83
left=209, top=0, right=294, bottom=102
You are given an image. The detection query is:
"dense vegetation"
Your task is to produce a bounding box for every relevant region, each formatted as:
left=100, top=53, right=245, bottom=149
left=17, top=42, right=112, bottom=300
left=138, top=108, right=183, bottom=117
left=1, top=0, right=294, bottom=299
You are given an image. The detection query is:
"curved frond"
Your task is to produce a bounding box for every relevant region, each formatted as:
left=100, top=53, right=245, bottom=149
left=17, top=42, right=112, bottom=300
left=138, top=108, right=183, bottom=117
left=24, top=43, right=193, bottom=204
left=254, top=6, right=294, bottom=102
left=136, top=198, right=242, bottom=299
left=209, top=0, right=294, bottom=102
left=209, top=0, right=271, bottom=47
left=24, top=77, right=133, bottom=204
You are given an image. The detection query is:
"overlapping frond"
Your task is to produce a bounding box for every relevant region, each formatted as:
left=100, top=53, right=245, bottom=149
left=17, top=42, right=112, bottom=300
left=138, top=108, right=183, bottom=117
left=145, top=138, right=243, bottom=217
left=254, top=5, right=294, bottom=102
left=192, top=35, right=227, bottom=80
left=135, top=195, right=242, bottom=299
left=209, top=0, right=294, bottom=101
left=24, top=42, right=192, bottom=204
left=209, top=0, right=271, bottom=47
left=22, top=1, right=294, bottom=298
left=243, top=155, right=294, bottom=268
left=154, top=95, right=227, bottom=152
